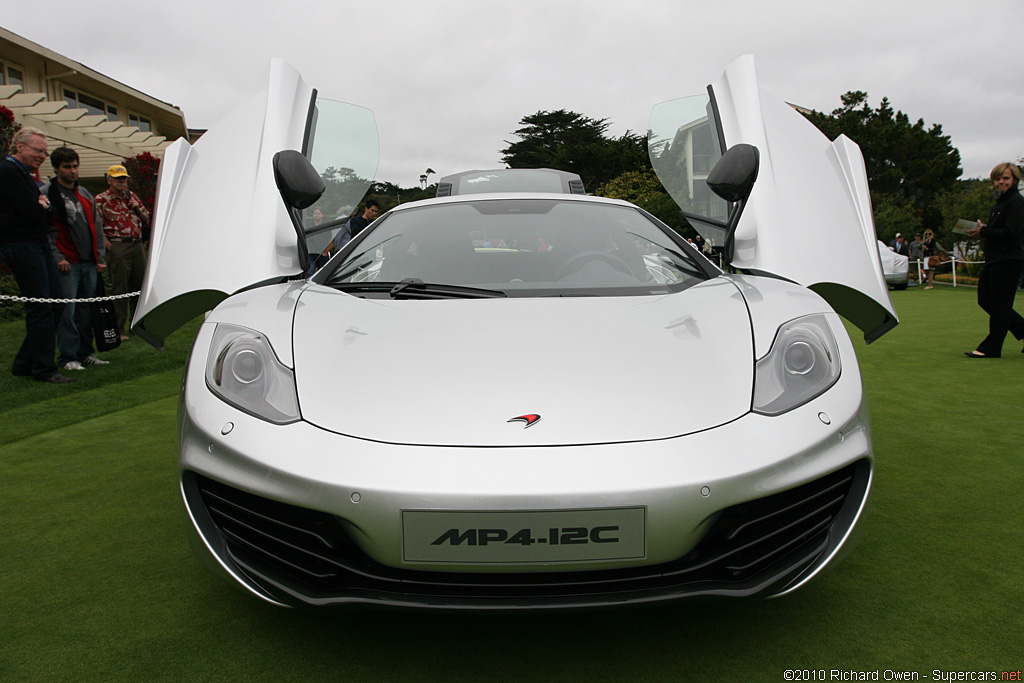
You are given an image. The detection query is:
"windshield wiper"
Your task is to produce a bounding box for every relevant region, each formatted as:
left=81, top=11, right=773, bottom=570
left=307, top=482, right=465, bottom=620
left=333, top=278, right=507, bottom=299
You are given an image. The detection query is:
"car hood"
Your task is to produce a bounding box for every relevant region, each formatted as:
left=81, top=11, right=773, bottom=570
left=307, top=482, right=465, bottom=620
left=650, top=55, right=897, bottom=343
left=294, top=278, right=754, bottom=447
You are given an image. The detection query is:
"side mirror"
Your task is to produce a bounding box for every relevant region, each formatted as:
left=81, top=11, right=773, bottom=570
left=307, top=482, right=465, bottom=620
left=273, top=150, right=325, bottom=273
left=273, top=150, right=325, bottom=210
left=707, top=143, right=759, bottom=203
left=707, top=144, right=759, bottom=267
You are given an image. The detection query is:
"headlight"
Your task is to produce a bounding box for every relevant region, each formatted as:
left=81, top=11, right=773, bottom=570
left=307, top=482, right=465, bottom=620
left=205, top=324, right=300, bottom=424
left=753, top=314, right=841, bottom=416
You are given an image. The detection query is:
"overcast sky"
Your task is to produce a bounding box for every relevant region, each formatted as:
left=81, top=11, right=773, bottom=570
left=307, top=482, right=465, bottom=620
left=4, top=1, right=1022, bottom=187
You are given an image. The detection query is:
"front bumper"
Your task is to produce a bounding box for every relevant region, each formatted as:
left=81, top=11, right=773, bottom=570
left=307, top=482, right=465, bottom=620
left=178, top=324, right=874, bottom=609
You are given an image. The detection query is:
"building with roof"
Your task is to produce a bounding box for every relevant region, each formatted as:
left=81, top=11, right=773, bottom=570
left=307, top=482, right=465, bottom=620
left=1, top=26, right=190, bottom=189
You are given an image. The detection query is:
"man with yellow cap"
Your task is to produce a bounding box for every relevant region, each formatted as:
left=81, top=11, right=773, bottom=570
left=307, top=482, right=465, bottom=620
left=95, top=164, right=150, bottom=340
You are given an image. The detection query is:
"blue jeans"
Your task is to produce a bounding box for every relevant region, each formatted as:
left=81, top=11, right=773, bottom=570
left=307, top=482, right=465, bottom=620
left=56, top=261, right=98, bottom=366
left=0, top=240, right=63, bottom=379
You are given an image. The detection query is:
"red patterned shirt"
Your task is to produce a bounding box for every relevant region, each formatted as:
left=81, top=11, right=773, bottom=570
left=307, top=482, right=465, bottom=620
left=95, top=188, right=150, bottom=240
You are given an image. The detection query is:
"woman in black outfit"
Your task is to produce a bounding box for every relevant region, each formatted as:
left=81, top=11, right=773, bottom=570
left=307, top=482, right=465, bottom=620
left=964, top=162, right=1024, bottom=358
left=920, top=229, right=950, bottom=289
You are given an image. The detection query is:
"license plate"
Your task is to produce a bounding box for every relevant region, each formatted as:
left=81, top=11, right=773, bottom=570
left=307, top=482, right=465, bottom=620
left=402, top=507, right=646, bottom=564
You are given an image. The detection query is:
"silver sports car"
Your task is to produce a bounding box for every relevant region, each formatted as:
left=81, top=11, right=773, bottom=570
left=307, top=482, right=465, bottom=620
left=135, top=56, right=897, bottom=609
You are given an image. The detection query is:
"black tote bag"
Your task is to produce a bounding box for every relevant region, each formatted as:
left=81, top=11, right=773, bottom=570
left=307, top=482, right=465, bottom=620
left=92, top=277, right=121, bottom=352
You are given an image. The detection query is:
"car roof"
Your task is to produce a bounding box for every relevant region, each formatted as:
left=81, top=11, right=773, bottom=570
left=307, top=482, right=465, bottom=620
left=436, top=168, right=586, bottom=197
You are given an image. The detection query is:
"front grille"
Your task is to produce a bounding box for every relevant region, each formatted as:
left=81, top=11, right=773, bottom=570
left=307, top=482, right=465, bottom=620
left=186, top=460, right=868, bottom=608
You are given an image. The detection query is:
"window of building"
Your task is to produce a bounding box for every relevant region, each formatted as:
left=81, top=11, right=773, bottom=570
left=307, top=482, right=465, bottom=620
left=63, top=88, right=118, bottom=122
left=1, top=62, right=26, bottom=88
left=129, top=113, right=152, bottom=132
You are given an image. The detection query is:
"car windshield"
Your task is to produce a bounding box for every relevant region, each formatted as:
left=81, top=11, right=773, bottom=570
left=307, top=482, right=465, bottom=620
left=320, top=198, right=712, bottom=298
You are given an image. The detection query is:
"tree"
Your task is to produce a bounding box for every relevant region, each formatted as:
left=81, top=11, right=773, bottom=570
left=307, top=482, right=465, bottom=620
left=934, top=178, right=993, bottom=229
left=357, top=179, right=436, bottom=213
left=871, top=194, right=922, bottom=243
left=318, top=166, right=373, bottom=217
left=801, top=92, right=962, bottom=233
left=598, top=169, right=692, bottom=236
left=500, top=110, right=648, bottom=191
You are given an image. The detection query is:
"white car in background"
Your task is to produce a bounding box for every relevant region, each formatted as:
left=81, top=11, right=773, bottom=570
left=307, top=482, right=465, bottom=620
left=877, top=241, right=910, bottom=290
left=133, top=56, right=897, bottom=610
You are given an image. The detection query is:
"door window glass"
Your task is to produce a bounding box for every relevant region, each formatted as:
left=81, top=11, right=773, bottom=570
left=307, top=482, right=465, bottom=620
left=649, top=94, right=729, bottom=247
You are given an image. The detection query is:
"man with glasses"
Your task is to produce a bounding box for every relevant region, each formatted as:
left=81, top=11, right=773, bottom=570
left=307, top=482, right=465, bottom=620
left=0, top=127, right=76, bottom=383
left=96, top=164, right=150, bottom=340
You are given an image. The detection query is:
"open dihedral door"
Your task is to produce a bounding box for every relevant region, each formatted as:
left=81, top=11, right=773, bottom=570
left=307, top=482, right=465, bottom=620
left=650, top=55, right=897, bottom=343
left=133, top=59, right=378, bottom=348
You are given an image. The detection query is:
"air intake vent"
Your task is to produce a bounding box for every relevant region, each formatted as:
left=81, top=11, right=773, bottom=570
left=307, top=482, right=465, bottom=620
left=188, top=459, right=868, bottom=608
left=435, top=183, right=452, bottom=197
left=568, top=180, right=586, bottom=194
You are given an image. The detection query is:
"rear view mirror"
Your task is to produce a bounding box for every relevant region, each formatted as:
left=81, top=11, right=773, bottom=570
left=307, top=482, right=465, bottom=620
left=273, top=150, right=325, bottom=210
left=707, top=143, right=759, bottom=203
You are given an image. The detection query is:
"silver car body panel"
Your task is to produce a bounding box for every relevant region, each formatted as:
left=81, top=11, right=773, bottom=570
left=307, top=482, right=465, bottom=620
left=294, top=277, right=754, bottom=446
left=182, top=288, right=870, bottom=579
left=436, top=168, right=586, bottom=196
left=191, top=272, right=842, bottom=447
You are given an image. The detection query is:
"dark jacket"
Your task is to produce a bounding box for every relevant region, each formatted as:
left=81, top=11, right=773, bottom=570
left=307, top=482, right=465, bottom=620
left=348, top=213, right=371, bottom=236
left=981, top=185, right=1024, bottom=264
left=0, top=156, right=50, bottom=244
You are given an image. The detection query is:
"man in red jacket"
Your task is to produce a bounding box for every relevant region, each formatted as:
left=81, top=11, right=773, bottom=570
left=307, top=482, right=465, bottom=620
left=43, top=147, right=110, bottom=371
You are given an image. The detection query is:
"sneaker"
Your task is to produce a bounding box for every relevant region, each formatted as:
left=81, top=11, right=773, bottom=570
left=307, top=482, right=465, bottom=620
left=61, top=360, right=86, bottom=371
left=83, top=354, right=110, bottom=366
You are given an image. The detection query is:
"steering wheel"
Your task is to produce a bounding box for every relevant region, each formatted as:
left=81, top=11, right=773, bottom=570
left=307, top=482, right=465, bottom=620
left=555, top=251, right=633, bottom=279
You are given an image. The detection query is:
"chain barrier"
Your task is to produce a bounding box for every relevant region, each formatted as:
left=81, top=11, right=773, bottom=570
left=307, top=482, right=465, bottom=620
left=0, top=291, right=141, bottom=304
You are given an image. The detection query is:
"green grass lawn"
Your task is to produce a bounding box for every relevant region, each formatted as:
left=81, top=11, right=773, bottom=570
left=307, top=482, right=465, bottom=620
left=1, top=284, right=1021, bottom=682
